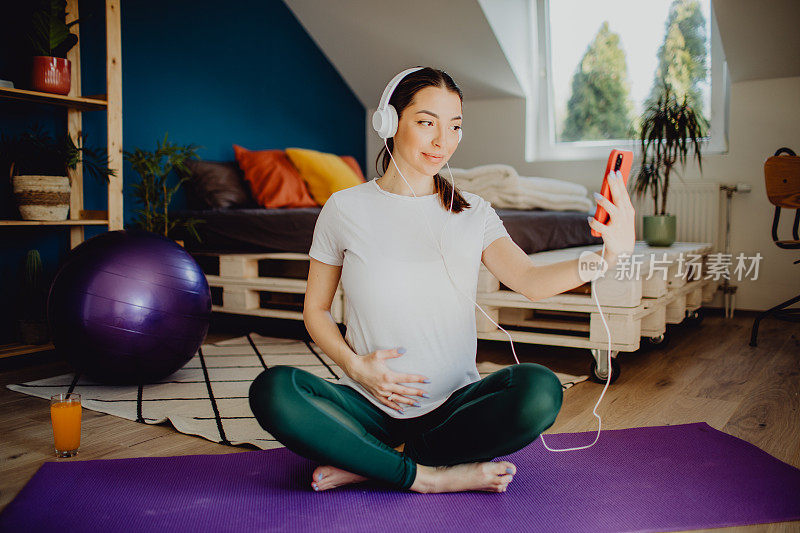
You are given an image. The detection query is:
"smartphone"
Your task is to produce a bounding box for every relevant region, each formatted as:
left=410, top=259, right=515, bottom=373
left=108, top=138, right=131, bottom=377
left=591, top=149, right=633, bottom=237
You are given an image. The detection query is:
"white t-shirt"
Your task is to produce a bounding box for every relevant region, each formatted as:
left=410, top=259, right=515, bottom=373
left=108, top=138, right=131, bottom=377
left=308, top=178, right=511, bottom=418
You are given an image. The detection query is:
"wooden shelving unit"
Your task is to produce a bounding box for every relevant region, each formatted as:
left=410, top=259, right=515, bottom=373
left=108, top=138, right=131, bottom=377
left=0, top=342, right=55, bottom=360
left=0, top=209, right=109, bottom=226
left=0, top=220, right=109, bottom=226
left=2, top=0, right=122, bottom=358
left=0, top=0, right=122, bottom=246
left=0, top=87, right=107, bottom=111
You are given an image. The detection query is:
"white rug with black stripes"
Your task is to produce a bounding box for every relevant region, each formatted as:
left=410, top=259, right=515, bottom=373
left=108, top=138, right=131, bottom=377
left=7, top=333, right=588, bottom=450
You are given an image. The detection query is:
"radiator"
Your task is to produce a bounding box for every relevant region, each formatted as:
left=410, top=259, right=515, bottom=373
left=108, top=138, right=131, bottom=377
left=629, top=181, right=721, bottom=251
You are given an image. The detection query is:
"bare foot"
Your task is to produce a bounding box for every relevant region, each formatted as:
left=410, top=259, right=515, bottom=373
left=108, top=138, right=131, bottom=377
left=311, top=464, right=368, bottom=491
left=410, top=461, right=517, bottom=493
left=311, top=443, right=406, bottom=492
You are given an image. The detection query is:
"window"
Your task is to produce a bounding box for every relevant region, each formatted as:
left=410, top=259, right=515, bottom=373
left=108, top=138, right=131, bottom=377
left=528, top=0, right=729, bottom=161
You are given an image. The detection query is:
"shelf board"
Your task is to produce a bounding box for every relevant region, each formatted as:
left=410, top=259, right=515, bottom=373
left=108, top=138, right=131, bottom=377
left=0, top=87, right=107, bottom=111
left=0, top=342, right=55, bottom=359
left=0, top=219, right=109, bottom=226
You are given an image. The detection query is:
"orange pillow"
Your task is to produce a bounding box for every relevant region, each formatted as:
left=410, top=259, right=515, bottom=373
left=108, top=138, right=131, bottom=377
left=233, top=145, right=318, bottom=208
left=340, top=156, right=366, bottom=182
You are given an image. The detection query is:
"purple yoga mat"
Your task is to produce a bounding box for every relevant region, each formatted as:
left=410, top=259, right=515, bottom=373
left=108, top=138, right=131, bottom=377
left=1, top=422, right=798, bottom=533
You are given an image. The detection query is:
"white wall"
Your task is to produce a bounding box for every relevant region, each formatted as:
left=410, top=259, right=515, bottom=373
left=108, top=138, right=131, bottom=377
left=367, top=76, right=800, bottom=312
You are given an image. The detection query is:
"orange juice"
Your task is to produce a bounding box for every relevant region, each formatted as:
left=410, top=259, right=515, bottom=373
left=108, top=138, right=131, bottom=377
left=50, top=400, right=81, bottom=453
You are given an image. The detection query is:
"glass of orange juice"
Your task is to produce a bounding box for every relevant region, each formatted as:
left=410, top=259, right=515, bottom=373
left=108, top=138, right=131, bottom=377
left=50, top=393, right=82, bottom=457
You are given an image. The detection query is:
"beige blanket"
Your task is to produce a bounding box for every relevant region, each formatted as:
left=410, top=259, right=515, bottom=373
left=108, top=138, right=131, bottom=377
left=446, top=164, right=593, bottom=212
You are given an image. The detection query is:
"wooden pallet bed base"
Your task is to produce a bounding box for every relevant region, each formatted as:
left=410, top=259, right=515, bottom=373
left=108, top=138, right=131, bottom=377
left=476, top=276, right=712, bottom=350
left=189, top=241, right=715, bottom=383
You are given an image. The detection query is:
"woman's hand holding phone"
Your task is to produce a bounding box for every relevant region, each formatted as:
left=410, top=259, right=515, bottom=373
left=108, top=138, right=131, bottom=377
left=588, top=168, right=636, bottom=262
left=347, top=348, right=430, bottom=413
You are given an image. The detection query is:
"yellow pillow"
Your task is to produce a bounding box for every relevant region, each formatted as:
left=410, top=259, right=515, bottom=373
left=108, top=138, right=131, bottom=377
left=285, top=148, right=363, bottom=205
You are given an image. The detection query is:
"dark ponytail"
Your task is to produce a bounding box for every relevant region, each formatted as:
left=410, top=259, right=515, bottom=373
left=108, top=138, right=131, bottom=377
left=374, top=67, right=472, bottom=214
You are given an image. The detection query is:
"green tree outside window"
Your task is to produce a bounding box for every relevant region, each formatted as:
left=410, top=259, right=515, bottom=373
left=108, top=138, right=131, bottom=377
left=561, top=21, right=634, bottom=142
left=645, top=0, right=709, bottom=122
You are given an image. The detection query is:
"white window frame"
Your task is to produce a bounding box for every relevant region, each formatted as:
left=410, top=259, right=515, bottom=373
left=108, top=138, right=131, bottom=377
left=526, top=0, right=730, bottom=162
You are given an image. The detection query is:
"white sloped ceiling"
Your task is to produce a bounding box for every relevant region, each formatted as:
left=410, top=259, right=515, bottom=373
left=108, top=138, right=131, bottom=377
left=282, top=0, right=526, bottom=108
left=713, top=0, right=800, bottom=82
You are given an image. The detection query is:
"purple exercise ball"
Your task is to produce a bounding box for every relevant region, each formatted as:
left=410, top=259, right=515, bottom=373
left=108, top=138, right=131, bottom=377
left=47, top=230, right=212, bottom=384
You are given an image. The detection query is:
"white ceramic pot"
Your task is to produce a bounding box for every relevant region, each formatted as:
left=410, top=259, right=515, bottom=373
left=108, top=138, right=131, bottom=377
left=12, top=175, right=70, bottom=221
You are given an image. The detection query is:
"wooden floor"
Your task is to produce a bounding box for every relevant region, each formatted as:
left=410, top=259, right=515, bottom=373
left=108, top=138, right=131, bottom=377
left=1, top=310, right=798, bottom=532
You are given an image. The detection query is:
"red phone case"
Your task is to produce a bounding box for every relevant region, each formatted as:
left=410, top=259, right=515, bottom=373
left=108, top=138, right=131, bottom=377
left=591, top=150, right=633, bottom=237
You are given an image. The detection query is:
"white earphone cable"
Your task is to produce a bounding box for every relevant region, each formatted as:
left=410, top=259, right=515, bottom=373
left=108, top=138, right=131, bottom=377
left=383, top=139, right=613, bottom=452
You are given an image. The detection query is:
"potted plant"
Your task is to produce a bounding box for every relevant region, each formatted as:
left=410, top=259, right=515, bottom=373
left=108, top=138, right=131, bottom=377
left=124, top=133, right=204, bottom=244
left=18, top=250, right=50, bottom=345
left=633, top=83, right=707, bottom=246
left=28, top=0, right=84, bottom=95
left=1, top=124, right=114, bottom=221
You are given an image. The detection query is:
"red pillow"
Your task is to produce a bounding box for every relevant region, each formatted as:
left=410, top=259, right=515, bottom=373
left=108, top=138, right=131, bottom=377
left=233, top=145, right=318, bottom=208
left=340, top=156, right=366, bottom=183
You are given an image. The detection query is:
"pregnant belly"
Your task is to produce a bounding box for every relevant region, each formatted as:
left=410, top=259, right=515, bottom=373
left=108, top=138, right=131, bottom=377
left=385, top=353, right=476, bottom=407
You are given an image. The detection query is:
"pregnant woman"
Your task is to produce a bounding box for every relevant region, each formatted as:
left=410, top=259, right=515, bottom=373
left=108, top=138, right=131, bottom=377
left=249, top=67, right=635, bottom=494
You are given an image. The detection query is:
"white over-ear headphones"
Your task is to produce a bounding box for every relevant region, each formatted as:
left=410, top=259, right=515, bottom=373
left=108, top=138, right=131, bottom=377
left=372, top=67, right=462, bottom=142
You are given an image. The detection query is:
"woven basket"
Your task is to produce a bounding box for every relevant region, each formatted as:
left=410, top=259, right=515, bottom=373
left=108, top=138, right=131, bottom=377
left=12, top=175, right=70, bottom=221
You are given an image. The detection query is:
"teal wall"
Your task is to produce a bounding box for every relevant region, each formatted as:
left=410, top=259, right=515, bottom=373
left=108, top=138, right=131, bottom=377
left=0, top=0, right=365, bottom=343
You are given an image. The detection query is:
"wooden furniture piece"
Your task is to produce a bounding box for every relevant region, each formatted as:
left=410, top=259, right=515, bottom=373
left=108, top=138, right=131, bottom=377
left=0, top=0, right=123, bottom=247
left=190, top=252, right=340, bottom=323
left=188, top=241, right=714, bottom=385
left=750, top=147, right=800, bottom=346
left=476, top=241, right=714, bottom=383
left=1, top=0, right=122, bottom=359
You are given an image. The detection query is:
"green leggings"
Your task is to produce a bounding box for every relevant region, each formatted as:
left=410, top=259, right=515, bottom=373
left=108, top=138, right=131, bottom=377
left=249, top=362, right=563, bottom=490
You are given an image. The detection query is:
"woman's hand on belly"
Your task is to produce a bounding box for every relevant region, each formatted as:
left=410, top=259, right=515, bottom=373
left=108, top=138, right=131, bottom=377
left=349, top=348, right=431, bottom=413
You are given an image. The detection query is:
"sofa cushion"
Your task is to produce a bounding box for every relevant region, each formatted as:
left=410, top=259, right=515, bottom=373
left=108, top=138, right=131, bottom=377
left=340, top=155, right=366, bottom=183
left=233, top=145, right=318, bottom=209
left=285, top=148, right=363, bottom=205
left=182, top=159, right=258, bottom=210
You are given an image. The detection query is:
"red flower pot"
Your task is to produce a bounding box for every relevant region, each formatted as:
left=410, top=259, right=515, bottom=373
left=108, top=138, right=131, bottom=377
left=31, top=56, right=71, bottom=95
